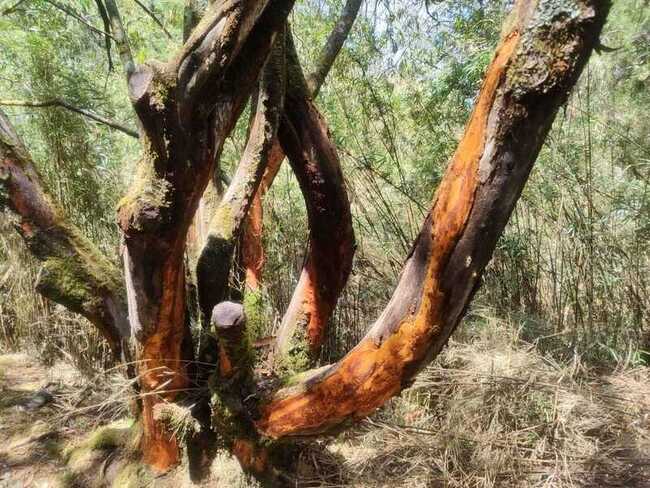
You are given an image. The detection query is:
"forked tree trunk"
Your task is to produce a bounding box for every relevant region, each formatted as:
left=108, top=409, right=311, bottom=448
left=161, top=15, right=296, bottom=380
left=116, top=1, right=294, bottom=470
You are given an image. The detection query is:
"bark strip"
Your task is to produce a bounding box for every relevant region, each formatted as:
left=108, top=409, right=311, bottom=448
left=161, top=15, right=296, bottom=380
left=254, top=0, right=610, bottom=439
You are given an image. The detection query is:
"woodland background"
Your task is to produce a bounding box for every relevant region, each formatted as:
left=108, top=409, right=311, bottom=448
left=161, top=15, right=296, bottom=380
left=0, top=0, right=648, bottom=486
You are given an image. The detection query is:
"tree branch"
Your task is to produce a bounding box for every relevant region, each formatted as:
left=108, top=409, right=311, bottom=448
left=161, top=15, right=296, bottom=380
left=94, top=0, right=114, bottom=71
left=240, top=0, right=363, bottom=291
left=0, top=109, right=129, bottom=359
left=103, top=0, right=136, bottom=80
left=132, top=0, right=173, bottom=40
left=0, top=99, right=138, bottom=138
left=306, top=0, right=363, bottom=97
left=253, top=0, right=611, bottom=439
left=43, top=0, right=116, bottom=41
left=272, top=30, right=355, bottom=371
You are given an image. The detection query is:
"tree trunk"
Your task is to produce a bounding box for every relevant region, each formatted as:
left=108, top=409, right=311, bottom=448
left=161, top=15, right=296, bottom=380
left=240, top=0, right=363, bottom=291
left=254, top=0, right=610, bottom=439
left=273, top=31, right=355, bottom=370
left=116, top=1, right=294, bottom=471
left=0, top=109, right=129, bottom=359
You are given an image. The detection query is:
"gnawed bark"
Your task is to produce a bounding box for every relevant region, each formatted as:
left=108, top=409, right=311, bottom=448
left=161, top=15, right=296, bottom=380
left=240, top=0, right=363, bottom=291
left=0, top=109, right=128, bottom=358
left=116, top=0, right=294, bottom=470
left=272, top=31, right=355, bottom=371
left=253, top=0, right=610, bottom=439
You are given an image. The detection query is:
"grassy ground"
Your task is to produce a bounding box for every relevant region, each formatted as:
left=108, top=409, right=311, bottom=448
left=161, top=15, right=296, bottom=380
left=1, top=315, right=648, bottom=487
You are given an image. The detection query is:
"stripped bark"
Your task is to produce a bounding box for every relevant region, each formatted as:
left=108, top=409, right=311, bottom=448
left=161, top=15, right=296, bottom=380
left=253, top=0, right=610, bottom=439
left=116, top=0, right=294, bottom=470
left=273, top=31, right=355, bottom=370
left=240, top=0, right=363, bottom=291
left=0, top=109, right=128, bottom=358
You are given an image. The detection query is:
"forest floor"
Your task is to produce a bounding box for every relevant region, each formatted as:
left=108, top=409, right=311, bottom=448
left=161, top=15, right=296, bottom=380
left=1, top=317, right=649, bottom=487
left=0, top=353, right=79, bottom=487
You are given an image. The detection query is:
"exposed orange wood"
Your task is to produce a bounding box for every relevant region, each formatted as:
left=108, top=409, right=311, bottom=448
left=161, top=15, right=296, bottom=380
left=241, top=141, right=284, bottom=290
left=138, top=254, right=190, bottom=470
left=256, top=32, right=520, bottom=438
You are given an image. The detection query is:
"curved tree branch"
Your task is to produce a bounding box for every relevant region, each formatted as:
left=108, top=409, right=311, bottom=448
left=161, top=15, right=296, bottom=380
left=252, top=0, right=610, bottom=439
left=0, top=99, right=138, bottom=138
left=240, top=0, right=363, bottom=293
left=0, top=109, right=129, bottom=358
left=272, top=30, right=355, bottom=371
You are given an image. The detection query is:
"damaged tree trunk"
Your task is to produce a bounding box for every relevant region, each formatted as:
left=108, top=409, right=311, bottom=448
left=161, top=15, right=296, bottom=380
left=253, top=0, right=610, bottom=439
left=3, top=0, right=611, bottom=483
left=116, top=1, right=294, bottom=471
left=272, top=31, right=355, bottom=370
left=240, top=0, right=363, bottom=292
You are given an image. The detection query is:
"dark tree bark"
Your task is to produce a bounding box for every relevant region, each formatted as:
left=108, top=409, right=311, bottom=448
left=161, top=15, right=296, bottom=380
left=0, top=110, right=129, bottom=358
left=115, top=0, right=295, bottom=470
left=272, top=31, right=355, bottom=370
left=240, top=0, right=363, bottom=293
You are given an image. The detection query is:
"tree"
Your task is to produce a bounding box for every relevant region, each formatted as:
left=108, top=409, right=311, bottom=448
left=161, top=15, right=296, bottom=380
left=0, top=0, right=610, bottom=484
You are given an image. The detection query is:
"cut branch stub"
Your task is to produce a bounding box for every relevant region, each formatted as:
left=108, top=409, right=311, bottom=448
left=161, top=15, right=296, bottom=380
left=272, top=30, right=355, bottom=372
left=254, top=0, right=611, bottom=439
left=0, top=109, right=128, bottom=358
left=212, top=301, right=252, bottom=379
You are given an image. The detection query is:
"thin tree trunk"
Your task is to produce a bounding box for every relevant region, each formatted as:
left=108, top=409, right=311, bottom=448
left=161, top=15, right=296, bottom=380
left=273, top=31, right=355, bottom=370
left=240, top=0, right=363, bottom=291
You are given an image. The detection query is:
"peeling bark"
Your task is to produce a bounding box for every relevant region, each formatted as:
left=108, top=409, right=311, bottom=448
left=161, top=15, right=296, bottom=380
left=116, top=0, right=294, bottom=470
left=273, top=31, right=355, bottom=371
left=254, top=0, right=610, bottom=439
left=0, top=109, right=128, bottom=358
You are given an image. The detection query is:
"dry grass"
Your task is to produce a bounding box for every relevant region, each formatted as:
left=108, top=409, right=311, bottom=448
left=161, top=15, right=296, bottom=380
left=1, top=310, right=648, bottom=488
left=292, top=312, right=650, bottom=487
